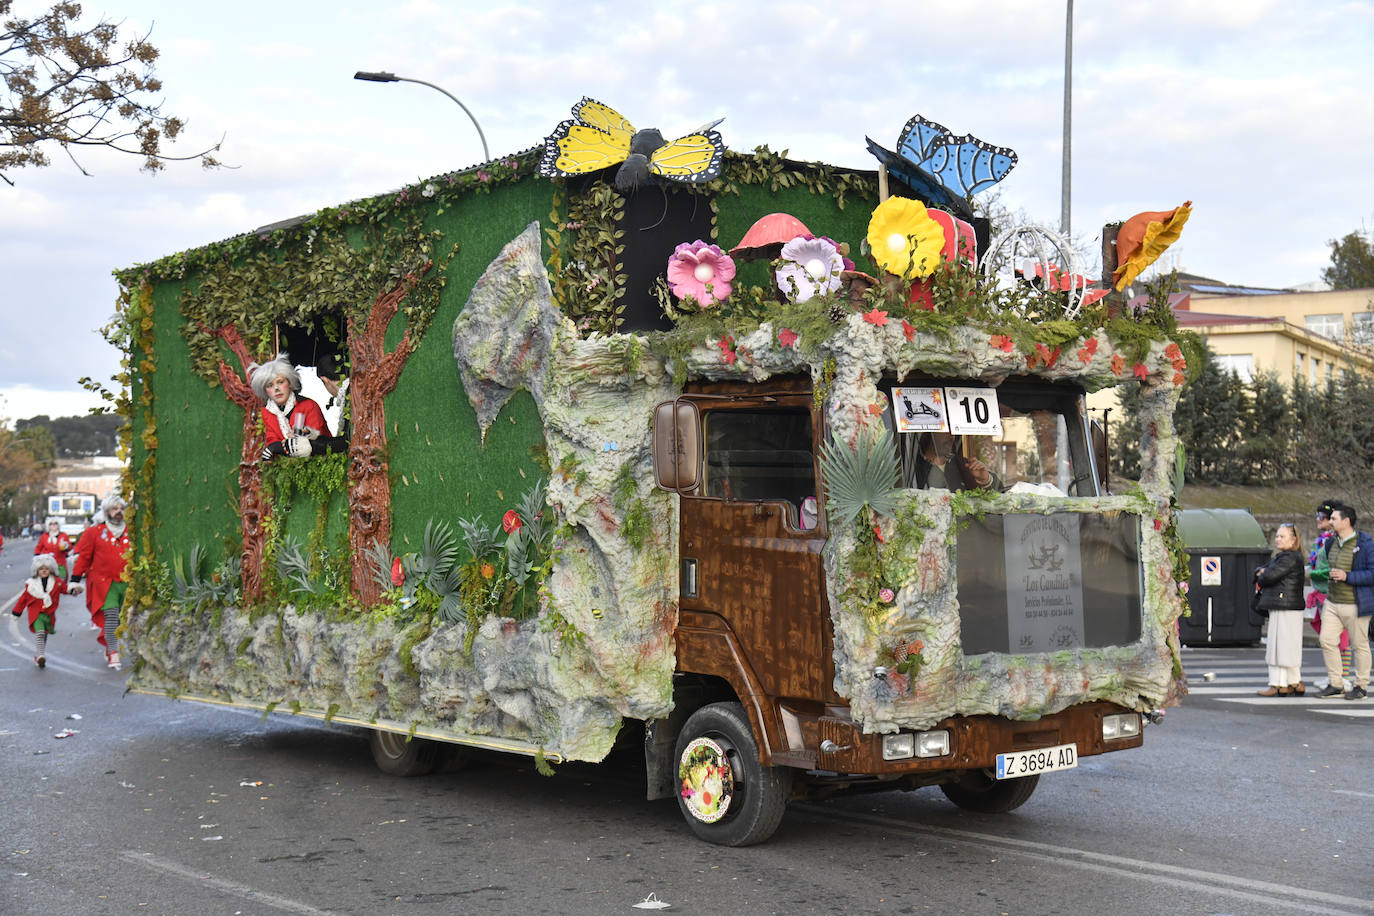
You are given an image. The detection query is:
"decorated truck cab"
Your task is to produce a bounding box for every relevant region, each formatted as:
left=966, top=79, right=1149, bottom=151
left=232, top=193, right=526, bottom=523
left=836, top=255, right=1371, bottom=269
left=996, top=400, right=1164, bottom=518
left=115, top=99, right=1192, bottom=846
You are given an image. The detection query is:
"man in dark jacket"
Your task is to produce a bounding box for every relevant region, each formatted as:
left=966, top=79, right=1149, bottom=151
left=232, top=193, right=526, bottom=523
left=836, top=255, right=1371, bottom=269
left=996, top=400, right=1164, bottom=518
left=1315, top=505, right=1373, bottom=700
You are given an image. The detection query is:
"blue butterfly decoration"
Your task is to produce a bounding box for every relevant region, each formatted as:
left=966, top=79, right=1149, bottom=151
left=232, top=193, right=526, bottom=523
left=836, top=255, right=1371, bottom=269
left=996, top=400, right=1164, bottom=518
left=866, top=115, right=1018, bottom=221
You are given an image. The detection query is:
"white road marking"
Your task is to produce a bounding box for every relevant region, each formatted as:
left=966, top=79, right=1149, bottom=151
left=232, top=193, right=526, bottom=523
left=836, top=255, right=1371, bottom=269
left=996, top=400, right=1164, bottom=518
left=120, top=850, right=342, bottom=915
left=793, top=806, right=1374, bottom=915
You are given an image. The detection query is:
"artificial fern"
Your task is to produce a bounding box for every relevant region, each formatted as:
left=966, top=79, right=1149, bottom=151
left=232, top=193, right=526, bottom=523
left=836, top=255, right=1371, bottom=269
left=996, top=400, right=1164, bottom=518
left=820, top=425, right=900, bottom=527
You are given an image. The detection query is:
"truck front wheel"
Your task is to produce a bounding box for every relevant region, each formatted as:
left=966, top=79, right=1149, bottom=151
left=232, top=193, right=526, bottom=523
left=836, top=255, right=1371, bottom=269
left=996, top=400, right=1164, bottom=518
left=940, top=770, right=1039, bottom=813
left=673, top=702, right=791, bottom=846
left=369, top=729, right=440, bottom=776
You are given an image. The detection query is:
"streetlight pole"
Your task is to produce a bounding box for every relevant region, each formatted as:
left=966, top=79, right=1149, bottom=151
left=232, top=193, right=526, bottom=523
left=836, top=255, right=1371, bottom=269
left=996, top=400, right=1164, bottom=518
left=353, top=70, right=490, bottom=163
left=1060, top=0, right=1073, bottom=237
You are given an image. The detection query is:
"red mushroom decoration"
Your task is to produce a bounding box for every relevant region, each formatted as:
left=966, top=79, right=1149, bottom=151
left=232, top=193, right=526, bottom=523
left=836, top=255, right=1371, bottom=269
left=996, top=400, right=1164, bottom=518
left=729, top=212, right=812, bottom=262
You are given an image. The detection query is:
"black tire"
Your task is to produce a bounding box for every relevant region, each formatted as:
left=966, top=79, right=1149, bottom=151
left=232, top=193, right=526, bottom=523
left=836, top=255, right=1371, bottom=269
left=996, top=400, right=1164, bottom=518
left=673, top=702, right=791, bottom=846
left=369, top=729, right=440, bottom=776
left=940, top=770, right=1039, bottom=813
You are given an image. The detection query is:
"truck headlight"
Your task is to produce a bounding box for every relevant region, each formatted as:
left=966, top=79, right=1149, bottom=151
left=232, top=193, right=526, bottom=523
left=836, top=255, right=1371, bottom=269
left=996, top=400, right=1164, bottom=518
left=1102, top=712, right=1141, bottom=740
left=915, top=730, right=950, bottom=758
left=882, top=730, right=951, bottom=760
left=881, top=733, right=914, bottom=760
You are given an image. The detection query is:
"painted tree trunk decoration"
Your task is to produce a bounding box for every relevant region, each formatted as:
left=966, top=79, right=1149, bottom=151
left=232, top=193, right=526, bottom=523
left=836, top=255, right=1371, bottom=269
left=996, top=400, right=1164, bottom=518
left=347, top=263, right=432, bottom=605
left=205, top=323, right=269, bottom=601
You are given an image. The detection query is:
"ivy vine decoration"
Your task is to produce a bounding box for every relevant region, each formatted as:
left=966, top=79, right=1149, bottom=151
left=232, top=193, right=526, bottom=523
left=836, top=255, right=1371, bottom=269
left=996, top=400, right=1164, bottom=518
left=547, top=179, right=628, bottom=336
left=116, top=152, right=537, bottom=288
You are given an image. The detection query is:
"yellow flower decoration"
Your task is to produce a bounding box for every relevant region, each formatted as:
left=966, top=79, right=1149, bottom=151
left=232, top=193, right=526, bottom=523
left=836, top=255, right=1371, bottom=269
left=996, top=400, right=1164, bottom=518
left=1113, top=201, right=1192, bottom=291
left=867, top=197, right=946, bottom=279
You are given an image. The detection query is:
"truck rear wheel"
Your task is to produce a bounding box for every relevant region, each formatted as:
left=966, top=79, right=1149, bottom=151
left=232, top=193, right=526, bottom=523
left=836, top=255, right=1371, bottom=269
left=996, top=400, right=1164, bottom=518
left=673, top=702, right=791, bottom=846
left=369, top=729, right=440, bottom=776
left=940, top=770, right=1039, bottom=813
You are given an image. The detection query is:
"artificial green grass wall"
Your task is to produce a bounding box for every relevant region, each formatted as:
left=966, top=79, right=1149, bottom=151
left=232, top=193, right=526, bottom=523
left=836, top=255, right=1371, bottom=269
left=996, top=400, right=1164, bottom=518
left=148, top=278, right=245, bottom=565
left=379, top=176, right=553, bottom=545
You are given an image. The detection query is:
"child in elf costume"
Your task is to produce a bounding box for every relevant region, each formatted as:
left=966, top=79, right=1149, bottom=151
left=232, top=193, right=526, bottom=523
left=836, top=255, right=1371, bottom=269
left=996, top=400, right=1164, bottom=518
left=12, top=553, right=67, bottom=669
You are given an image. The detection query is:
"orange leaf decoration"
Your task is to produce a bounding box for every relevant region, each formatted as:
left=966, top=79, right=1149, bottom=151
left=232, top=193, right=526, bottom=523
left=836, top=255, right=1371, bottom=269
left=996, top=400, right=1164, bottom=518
left=1114, top=202, right=1193, bottom=291
left=902, top=319, right=915, bottom=342
left=1133, top=363, right=1150, bottom=380
left=778, top=327, right=799, bottom=348
left=1111, top=354, right=1125, bottom=375
left=862, top=309, right=889, bottom=326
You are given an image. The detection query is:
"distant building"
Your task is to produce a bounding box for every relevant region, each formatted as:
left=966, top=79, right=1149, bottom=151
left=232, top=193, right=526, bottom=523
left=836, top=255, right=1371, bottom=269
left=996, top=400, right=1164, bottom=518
left=51, top=456, right=124, bottom=506
left=1171, top=273, right=1374, bottom=385
left=1086, top=276, right=1374, bottom=460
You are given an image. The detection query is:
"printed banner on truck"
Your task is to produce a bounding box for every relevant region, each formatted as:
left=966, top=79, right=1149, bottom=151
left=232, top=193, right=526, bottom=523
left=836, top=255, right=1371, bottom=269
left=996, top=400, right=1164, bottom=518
left=1003, top=512, right=1086, bottom=652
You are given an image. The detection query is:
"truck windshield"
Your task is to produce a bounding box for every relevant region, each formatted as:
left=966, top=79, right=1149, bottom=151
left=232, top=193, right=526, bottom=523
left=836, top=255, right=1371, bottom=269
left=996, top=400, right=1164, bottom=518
left=881, top=379, right=1099, bottom=497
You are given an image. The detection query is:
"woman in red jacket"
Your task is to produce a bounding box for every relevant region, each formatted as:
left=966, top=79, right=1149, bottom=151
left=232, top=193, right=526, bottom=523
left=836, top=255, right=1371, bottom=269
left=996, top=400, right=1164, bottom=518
left=250, top=355, right=330, bottom=461
left=12, top=553, right=67, bottom=668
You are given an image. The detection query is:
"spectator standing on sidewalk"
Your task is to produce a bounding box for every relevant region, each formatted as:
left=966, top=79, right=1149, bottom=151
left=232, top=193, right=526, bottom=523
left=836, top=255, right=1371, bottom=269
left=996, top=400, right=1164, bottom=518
left=1255, top=523, right=1307, bottom=696
left=1308, top=500, right=1352, bottom=690
left=1315, top=505, right=1373, bottom=700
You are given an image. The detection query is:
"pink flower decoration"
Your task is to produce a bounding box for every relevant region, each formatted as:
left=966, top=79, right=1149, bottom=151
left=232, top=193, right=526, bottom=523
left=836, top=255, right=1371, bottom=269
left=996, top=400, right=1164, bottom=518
left=775, top=236, right=844, bottom=303
left=879, top=588, right=896, bottom=603
left=667, top=240, right=735, bottom=307
left=778, top=327, right=799, bottom=348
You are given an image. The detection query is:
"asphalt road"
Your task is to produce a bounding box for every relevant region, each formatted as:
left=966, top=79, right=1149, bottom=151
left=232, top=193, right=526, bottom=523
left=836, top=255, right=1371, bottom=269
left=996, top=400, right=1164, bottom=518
left=2, top=536, right=1372, bottom=915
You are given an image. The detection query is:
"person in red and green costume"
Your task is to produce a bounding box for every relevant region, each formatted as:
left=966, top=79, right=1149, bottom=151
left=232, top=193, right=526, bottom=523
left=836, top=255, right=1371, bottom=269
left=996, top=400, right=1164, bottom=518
left=11, top=553, right=67, bottom=669
left=69, top=495, right=131, bottom=671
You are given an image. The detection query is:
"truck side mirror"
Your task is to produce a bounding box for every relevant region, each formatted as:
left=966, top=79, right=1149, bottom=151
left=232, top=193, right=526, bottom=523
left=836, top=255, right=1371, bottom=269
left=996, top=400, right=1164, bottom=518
left=1089, top=419, right=1109, bottom=493
left=653, top=400, right=701, bottom=492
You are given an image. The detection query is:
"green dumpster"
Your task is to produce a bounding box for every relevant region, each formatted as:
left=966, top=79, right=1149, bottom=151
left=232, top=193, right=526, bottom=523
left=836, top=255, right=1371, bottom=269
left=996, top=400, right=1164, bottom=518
left=1176, top=509, right=1271, bottom=646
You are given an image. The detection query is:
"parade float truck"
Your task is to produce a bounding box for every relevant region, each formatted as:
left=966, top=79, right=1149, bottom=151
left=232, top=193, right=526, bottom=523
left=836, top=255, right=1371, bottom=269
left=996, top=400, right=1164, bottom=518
left=116, top=100, right=1192, bottom=845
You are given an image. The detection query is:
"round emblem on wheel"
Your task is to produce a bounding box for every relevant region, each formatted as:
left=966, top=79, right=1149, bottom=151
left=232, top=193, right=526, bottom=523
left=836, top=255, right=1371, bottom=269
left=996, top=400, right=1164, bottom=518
left=678, top=736, right=735, bottom=823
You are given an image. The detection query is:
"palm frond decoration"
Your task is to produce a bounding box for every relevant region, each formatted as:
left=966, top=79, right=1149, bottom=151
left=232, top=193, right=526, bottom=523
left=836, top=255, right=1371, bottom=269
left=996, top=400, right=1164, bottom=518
left=457, top=516, right=498, bottom=559
left=276, top=536, right=327, bottom=595
left=820, top=425, right=900, bottom=528
left=363, top=539, right=395, bottom=592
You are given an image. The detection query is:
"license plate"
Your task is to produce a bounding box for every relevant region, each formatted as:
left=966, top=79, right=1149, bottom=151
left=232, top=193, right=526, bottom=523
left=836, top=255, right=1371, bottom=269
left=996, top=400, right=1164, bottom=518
left=995, top=743, right=1078, bottom=779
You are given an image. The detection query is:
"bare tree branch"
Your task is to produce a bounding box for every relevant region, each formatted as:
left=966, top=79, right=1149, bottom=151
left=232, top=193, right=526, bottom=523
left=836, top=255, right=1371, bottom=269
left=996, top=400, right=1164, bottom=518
left=0, top=1, right=223, bottom=179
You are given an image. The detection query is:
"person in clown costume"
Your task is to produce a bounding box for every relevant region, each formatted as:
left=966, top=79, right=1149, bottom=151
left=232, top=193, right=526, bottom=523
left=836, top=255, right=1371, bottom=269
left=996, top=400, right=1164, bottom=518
left=11, top=553, right=67, bottom=668
left=35, top=516, right=73, bottom=575
left=250, top=354, right=331, bottom=462
left=69, top=495, right=131, bottom=670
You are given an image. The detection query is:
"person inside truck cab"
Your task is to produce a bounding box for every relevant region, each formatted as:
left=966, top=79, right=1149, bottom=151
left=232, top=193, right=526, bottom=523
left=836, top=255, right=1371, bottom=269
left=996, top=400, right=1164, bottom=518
left=914, top=431, right=1001, bottom=491
left=251, top=355, right=332, bottom=462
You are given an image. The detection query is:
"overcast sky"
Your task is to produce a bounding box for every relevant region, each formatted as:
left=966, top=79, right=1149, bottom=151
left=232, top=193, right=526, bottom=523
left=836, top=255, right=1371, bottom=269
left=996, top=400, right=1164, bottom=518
left=3, top=0, right=1373, bottom=424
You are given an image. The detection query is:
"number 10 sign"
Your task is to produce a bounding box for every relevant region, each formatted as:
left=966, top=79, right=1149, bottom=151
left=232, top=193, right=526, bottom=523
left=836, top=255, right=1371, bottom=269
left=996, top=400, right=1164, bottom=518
left=944, top=387, right=1003, bottom=435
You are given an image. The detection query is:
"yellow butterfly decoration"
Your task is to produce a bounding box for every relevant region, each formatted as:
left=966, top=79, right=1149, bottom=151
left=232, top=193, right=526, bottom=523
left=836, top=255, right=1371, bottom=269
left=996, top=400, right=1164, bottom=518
left=538, top=97, right=725, bottom=192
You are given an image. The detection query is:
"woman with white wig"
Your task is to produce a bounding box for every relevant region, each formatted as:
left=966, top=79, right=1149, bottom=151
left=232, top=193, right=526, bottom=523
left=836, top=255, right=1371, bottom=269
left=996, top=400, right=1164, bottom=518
left=249, top=355, right=331, bottom=461
left=11, top=553, right=68, bottom=668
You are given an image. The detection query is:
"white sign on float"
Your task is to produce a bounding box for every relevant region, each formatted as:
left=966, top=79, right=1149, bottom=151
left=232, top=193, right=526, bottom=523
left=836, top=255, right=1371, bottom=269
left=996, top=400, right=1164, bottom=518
left=1003, top=513, right=1086, bottom=652
left=944, top=387, right=1003, bottom=435
left=890, top=386, right=948, bottom=433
